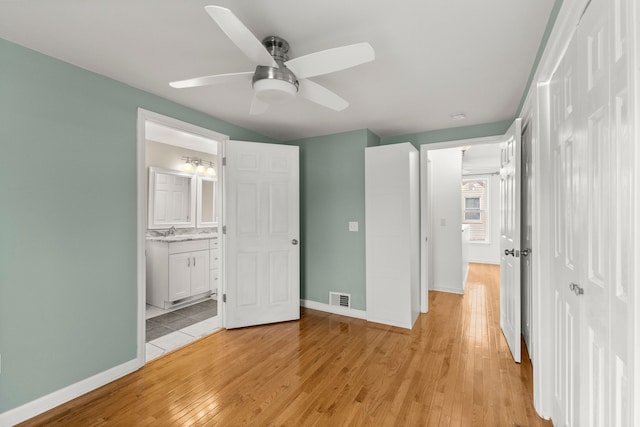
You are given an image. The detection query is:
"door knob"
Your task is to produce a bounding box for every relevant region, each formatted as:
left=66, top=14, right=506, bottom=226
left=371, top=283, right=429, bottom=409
left=569, top=282, right=584, bottom=295
left=522, top=248, right=531, bottom=256
left=504, top=248, right=515, bottom=256
left=292, top=239, right=298, bottom=245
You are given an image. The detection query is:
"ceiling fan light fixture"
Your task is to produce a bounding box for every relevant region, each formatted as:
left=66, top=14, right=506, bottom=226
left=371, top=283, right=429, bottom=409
left=253, top=79, right=297, bottom=104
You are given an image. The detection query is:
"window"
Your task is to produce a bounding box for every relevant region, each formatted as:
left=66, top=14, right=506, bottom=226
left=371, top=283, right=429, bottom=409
left=461, top=179, right=489, bottom=241
left=464, top=197, right=481, bottom=221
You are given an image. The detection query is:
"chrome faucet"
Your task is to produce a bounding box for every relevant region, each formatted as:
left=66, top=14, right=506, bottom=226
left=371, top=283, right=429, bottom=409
left=166, top=226, right=177, bottom=237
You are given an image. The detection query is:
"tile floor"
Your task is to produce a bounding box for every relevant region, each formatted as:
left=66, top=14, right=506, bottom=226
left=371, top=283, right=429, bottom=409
left=145, top=298, right=219, bottom=362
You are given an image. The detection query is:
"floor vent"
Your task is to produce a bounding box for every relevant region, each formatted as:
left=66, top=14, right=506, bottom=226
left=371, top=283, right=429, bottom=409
left=329, top=292, right=351, bottom=308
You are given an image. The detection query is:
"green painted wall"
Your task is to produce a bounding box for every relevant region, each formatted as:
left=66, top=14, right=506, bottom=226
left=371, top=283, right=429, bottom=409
left=516, top=0, right=564, bottom=115
left=380, top=120, right=512, bottom=147
left=0, top=38, right=278, bottom=413
left=289, top=129, right=379, bottom=311
left=0, top=0, right=563, bottom=412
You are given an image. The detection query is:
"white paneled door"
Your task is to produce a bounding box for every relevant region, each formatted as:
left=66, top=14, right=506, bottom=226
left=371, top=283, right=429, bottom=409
left=500, top=118, right=522, bottom=363
left=550, top=34, right=581, bottom=427
left=224, top=140, right=300, bottom=329
left=578, top=0, right=633, bottom=424
left=549, top=0, right=636, bottom=424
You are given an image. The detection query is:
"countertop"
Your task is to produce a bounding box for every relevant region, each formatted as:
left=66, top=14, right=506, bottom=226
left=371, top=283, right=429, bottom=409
left=146, top=232, right=218, bottom=243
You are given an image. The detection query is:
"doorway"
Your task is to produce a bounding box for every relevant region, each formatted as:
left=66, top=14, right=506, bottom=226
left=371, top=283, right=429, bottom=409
left=420, top=136, right=503, bottom=302
left=136, top=109, right=227, bottom=363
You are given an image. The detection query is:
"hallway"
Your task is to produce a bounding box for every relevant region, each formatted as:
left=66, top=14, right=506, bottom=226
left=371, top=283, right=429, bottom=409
left=22, top=263, right=550, bottom=426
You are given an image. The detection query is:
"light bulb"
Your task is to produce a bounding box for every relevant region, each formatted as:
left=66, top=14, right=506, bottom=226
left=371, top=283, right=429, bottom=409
left=183, top=161, right=193, bottom=172
left=207, top=166, right=216, bottom=176
left=196, top=163, right=205, bottom=173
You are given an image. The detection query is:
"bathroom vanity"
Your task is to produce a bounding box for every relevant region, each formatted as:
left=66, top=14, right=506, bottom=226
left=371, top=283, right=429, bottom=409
left=146, top=234, right=219, bottom=309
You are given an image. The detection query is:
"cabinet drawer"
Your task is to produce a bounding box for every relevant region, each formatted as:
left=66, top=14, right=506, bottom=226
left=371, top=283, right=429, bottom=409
left=169, top=239, right=209, bottom=254
left=209, top=238, right=220, bottom=250
left=209, top=249, right=220, bottom=267
left=209, top=271, right=219, bottom=289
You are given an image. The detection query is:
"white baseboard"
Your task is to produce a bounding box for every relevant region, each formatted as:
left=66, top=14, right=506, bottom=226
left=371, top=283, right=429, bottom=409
left=468, top=258, right=500, bottom=265
left=432, top=283, right=465, bottom=294
left=0, top=357, right=142, bottom=427
left=300, top=299, right=366, bottom=320
left=366, top=315, right=412, bottom=330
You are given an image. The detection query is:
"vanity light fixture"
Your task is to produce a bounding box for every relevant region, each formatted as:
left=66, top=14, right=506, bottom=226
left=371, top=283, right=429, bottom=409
left=182, top=159, right=194, bottom=172
left=181, top=156, right=216, bottom=176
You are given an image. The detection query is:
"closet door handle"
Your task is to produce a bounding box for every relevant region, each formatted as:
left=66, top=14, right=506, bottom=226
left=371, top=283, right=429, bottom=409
left=504, top=248, right=515, bottom=256
left=188, top=258, right=191, bottom=267
left=193, top=257, right=196, bottom=266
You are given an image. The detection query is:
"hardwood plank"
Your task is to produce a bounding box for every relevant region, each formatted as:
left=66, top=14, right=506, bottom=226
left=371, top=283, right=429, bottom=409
left=19, top=263, right=551, bottom=426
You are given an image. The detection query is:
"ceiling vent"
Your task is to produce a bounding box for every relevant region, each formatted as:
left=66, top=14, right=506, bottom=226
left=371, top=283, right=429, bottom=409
left=329, top=292, right=351, bottom=309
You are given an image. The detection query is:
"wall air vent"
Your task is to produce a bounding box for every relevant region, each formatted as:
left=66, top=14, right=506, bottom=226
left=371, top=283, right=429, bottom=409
left=329, top=291, right=351, bottom=309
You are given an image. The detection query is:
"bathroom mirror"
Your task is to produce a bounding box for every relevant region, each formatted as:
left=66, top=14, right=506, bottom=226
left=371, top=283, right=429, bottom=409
left=148, top=167, right=196, bottom=229
left=197, top=176, right=218, bottom=227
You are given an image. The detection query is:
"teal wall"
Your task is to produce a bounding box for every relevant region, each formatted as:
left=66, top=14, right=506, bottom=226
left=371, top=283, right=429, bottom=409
left=380, top=120, right=512, bottom=147
left=0, top=0, right=561, bottom=412
left=289, top=129, right=379, bottom=310
left=0, top=38, right=278, bottom=413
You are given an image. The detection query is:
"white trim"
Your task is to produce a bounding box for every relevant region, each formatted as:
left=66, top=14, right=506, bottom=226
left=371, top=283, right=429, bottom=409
left=420, top=156, right=430, bottom=313
left=366, top=316, right=414, bottom=330
left=632, top=0, right=640, bottom=423
left=419, top=135, right=503, bottom=320
left=135, top=109, right=147, bottom=366
left=142, top=110, right=228, bottom=149
left=518, top=0, right=591, bottom=112
left=0, top=359, right=140, bottom=427
left=136, top=108, right=229, bottom=361
left=430, top=284, right=465, bottom=295
left=300, top=299, right=366, bottom=320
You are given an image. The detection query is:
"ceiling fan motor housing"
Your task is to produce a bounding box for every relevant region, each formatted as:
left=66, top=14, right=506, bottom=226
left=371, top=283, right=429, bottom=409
left=252, top=36, right=299, bottom=103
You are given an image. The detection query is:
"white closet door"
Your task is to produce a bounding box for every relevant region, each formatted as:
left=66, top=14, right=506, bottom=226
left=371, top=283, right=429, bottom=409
left=550, top=34, right=581, bottom=427
left=577, top=0, right=635, bottom=424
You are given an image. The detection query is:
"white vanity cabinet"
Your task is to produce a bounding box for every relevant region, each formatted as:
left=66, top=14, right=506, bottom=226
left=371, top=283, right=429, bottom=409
left=146, top=238, right=215, bottom=308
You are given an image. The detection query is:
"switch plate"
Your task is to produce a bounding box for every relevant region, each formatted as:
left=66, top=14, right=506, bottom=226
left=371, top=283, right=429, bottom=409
left=348, top=221, right=359, bottom=232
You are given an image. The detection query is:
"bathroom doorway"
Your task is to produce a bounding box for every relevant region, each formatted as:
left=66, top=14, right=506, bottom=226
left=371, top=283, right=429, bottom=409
left=137, top=109, right=227, bottom=363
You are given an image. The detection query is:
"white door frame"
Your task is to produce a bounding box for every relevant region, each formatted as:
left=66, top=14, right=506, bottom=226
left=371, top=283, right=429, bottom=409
left=135, top=108, right=228, bottom=364
left=419, top=135, right=503, bottom=312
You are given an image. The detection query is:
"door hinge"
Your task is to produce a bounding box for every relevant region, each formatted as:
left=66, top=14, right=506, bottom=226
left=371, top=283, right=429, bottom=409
left=223, top=294, right=227, bottom=303
left=222, top=225, right=227, bottom=234
left=222, top=157, right=227, bottom=166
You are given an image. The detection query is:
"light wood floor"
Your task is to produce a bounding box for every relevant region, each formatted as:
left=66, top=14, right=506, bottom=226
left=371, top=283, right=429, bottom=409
left=21, top=263, right=551, bottom=426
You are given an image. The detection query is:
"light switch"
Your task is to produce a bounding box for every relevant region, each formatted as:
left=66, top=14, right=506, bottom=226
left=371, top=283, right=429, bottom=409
left=349, top=221, right=359, bottom=232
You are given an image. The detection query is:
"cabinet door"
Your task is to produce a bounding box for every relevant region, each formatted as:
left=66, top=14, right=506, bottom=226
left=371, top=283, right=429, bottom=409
left=190, top=250, right=210, bottom=296
left=169, top=252, right=192, bottom=301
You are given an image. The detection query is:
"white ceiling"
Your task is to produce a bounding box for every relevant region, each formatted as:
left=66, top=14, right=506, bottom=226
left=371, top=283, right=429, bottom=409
left=0, top=0, right=556, bottom=141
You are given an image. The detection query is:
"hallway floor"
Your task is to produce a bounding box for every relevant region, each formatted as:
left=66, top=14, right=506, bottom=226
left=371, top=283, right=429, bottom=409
left=22, top=263, right=550, bottom=426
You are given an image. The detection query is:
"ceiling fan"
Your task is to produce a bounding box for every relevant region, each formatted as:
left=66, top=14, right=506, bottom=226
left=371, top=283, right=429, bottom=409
left=170, top=6, right=375, bottom=115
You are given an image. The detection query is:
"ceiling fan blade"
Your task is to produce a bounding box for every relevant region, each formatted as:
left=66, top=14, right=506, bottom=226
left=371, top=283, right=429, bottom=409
left=169, top=71, right=253, bottom=88
left=249, top=95, right=269, bottom=115
left=204, top=6, right=278, bottom=68
left=299, top=79, right=349, bottom=111
left=284, top=42, right=374, bottom=79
